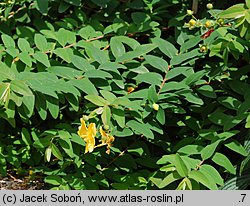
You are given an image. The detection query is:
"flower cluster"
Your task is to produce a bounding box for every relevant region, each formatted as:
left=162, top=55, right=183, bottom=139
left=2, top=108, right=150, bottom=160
left=77, top=117, right=115, bottom=154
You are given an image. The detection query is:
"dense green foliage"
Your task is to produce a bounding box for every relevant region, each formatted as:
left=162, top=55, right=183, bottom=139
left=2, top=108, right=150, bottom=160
left=0, top=0, right=250, bottom=190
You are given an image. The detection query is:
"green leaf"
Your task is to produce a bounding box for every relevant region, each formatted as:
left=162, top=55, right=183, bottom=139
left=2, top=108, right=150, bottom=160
left=179, top=91, right=204, bottom=105
left=201, top=140, right=221, bottom=160
left=212, top=152, right=236, bottom=174
left=45, top=146, right=52, bottom=162
left=35, top=92, right=47, bottom=120
left=134, top=72, right=163, bottom=86
left=245, top=114, right=250, bottom=128
left=112, top=108, right=125, bottom=128
left=172, top=154, right=189, bottom=177
left=200, top=164, right=224, bottom=186
left=185, top=70, right=206, bottom=86
left=33, top=52, right=50, bottom=67
left=116, top=44, right=156, bottom=62
left=189, top=170, right=217, bottom=190
left=180, top=36, right=202, bottom=53
left=85, top=70, right=113, bottom=79
left=247, top=0, right=250, bottom=8
left=47, top=66, right=82, bottom=79
left=6, top=48, right=19, bottom=58
left=156, top=154, right=189, bottom=177
left=35, top=0, right=49, bottom=15
left=156, top=107, right=165, bottom=125
left=10, top=80, right=33, bottom=96
left=127, top=120, right=154, bottom=139
left=0, top=83, right=10, bottom=105
left=21, top=95, right=35, bottom=118
left=178, top=145, right=203, bottom=155
left=21, top=128, right=32, bottom=146
left=219, top=4, right=246, bottom=19
left=152, top=37, right=177, bottom=58
left=147, top=85, right=158, bottom=103
left=100, top=90, right=117, bottom=103
left=181, top=156, right=201, bottom=170
left=167, top=67, right=193, bottom=80
left=70, top=133, right=85, bottom=146
left=69, top=78, right=98, bottom=95
left=72, top=55, right=95, bottom=72
left=44, top=175, right=63, bottom=186
left=197, top=85, right=217, bottom=98
left=115, top=128, right=133, bottom=137
left=2, top=101, right=16, bottom=127
left=34, top=33, right=48, bottom=52
left=113, top=36, right=140, bottom=50
left=151, top=171, right=182, bottom=188
left=46, top=95, right=59, bottom=119
left=161, top=81, right=188, bottom=92
left=85, top=95, right=109, bottom=106
left=101, top=105, right=111, bottom=126
left=57, top=28, right=76, bottom=46
left=224, top=140, right=248, bottom=156
left=1, top=34, right=15, bottom=48
left=208, top=109, right=244, bottom=130
left=51, top=143, right=63, bottom=160
left=85, top=45, right=109, bottom=64
left=54, top=48, right=74, bottom=63
left=145, top=55, right=168, bottom=72
left=18, top=52, right=33, bottom=67
left=17, top=38, right=31, bottom=53
left=171, top=49, right=201, bottom=66
left=220, top=173, right=250, bottom=190
left=110, top=37, right=126, bottom=58
left=58, top=131, right=74, bottom=158
left=131, top=12, right=150, bottom=25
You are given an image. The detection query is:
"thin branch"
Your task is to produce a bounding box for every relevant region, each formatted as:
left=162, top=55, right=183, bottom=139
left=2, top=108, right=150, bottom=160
left=157, top=65, right=171, bottom=95
left=101, top=135, right=143, bottom=170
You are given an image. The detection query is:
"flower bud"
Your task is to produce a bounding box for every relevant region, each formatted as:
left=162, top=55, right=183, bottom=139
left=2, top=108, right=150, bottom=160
left=153, top=103, right=159, bottom=111
left=217, top=18, right=224, bottom=25
left=187, top=10, right=194, bottom=16
left=82, top=115, right=89, bottom=121
left=104, top=125, right=109, bottom=130
left=200, top=45, right=208, bottom=53
left=206, top=3, right=213, bottom=10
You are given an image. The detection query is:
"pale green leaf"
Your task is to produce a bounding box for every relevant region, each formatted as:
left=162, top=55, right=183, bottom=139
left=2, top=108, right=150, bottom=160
left=212, top=152, right=236, bottom=174
left=34, top=33, right=48, bottom=52
left=127, top=120, right=154, bottom=139
left=54, top=48, right=74, bottom=63
left=85, top=95, right=109, bottom=106
left=33, top=52, right=50, bottom=67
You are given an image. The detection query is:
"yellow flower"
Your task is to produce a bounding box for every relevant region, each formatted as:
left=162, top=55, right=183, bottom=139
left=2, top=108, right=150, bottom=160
left=78, top=118, right=96, bottom=153
left=184, top=19, right=197, bottom=30
left=100, top=126, right=115, bottom=155
left=204, top=21, right=211, bottom=28
left=189, top=19, right=196, bottom=26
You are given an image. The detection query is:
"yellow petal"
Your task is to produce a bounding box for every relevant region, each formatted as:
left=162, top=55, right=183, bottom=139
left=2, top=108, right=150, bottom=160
left=85, top=123, right=96, bottom=153
left=85, top=135, right=95, bottom=153
left=88, top=123, right=97, bottom=138
left=100, top=126, right=108, bottom=143
left=100, top=126, right=115, bottom=154
left=78, top=117, right=97, bottom=153
left=77, top=118, right=88, bottom=137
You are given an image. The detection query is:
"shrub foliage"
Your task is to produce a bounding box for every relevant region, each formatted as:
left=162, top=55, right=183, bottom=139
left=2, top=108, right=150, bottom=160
left=0, top=0, right=250, bottom=189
